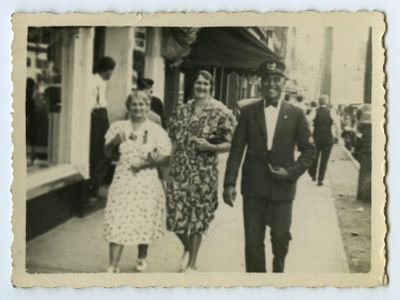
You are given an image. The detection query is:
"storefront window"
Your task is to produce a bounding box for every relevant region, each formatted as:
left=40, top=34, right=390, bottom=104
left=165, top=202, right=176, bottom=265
left=26, top=27, right=66, bottom=173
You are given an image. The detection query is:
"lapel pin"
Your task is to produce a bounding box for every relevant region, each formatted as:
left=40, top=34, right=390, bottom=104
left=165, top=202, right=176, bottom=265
left=284, top=115, right=288, bottom=119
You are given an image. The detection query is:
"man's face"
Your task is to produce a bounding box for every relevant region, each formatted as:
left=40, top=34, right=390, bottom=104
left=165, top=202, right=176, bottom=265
left=143, top=87, right=153, bottom=98
left=99, top=69, right=114, bottom=81
left=260, top=74, right=286, bottom=101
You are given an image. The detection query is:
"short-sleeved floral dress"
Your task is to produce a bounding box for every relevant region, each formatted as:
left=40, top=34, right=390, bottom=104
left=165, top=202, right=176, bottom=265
left=166, top=99, right=235, bottom=235
left=104, top=119, right=172, bottom=245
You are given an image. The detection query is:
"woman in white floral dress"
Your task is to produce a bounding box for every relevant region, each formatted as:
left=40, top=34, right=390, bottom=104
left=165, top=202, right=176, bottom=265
left=104, top=91, right=171, bottom=273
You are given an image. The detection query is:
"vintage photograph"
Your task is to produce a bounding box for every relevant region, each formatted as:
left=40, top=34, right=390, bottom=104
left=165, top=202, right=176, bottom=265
left=11, top=12, right=386, bottom=287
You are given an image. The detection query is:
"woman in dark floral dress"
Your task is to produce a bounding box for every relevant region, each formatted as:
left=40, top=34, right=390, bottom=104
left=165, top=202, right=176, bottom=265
left=166, top=70, right=235, bottom=272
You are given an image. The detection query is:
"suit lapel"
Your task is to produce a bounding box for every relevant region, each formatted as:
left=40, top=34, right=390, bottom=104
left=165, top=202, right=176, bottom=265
left=272, top=101, right=290, bottom=150
left=254, top=100, right=267, bottom=143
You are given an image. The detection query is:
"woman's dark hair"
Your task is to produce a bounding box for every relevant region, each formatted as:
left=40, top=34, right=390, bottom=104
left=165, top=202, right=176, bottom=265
left=95, top=56, right=116, bottom=74
left=194, top=70, right=214, bottom=93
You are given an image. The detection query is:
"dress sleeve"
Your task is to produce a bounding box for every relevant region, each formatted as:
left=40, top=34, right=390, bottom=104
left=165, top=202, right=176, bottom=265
left=216, top=109, right=235, bottom=143
left=105, top=122, right=120, bottom=145
left=155, top=126, right=172, bottom=157
left=167, top=102, right=183, bottom=142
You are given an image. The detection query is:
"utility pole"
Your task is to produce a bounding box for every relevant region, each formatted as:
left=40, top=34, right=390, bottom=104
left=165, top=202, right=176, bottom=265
left=320, top=27, right=333, bottom=102
left=363, top=27, right=372, bottom=104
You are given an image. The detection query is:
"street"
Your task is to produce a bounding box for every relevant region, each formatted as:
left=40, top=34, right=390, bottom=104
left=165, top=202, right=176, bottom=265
left=26, top=148, right=351, bottom=273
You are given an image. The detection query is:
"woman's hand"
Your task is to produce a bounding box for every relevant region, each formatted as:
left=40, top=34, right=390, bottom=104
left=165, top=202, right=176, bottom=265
left=130, top=160, right=148, bottom=174
left=113, top=132, right=126, bottom=145
left=193, top=137, right=216, bottom=152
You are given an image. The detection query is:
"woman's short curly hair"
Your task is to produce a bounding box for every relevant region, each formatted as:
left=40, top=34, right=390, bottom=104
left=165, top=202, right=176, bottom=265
left=194, top=70, right=214, bottom=93
left=125, top=90, right=151, bottom=110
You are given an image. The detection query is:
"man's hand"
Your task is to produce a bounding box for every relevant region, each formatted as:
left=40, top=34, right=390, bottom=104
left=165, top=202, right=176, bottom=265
left=268, top=164, right=290, bottom=180
left=223, top=186, right=237, bottom=207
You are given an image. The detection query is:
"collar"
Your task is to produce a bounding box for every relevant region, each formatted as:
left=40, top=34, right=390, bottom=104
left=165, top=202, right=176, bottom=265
left=95, top=73, right=107, bottom=83
left=264, top=94, right=284, bottom=110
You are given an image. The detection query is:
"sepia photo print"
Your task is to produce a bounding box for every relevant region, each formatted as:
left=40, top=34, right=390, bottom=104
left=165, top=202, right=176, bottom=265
left=11, top=12, right=386, bottom=287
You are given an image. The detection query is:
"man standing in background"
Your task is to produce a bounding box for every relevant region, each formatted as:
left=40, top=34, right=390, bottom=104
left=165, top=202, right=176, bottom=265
left=308, top=94, right=339, bottom=186
left=87, top=56, right=116, bottom=206
left=137, top=78, right=165, bottom=128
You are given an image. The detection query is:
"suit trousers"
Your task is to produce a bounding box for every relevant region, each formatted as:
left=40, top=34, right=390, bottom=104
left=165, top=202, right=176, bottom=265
left=243, top=197, right=293, bottom=272
left=308, top=143, right=333, bottom=182
left=89, top=108, right=111, bottom=197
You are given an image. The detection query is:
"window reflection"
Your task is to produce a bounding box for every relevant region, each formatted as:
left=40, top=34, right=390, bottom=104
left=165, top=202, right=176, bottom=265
left=26, top=27, right=63, bottom=173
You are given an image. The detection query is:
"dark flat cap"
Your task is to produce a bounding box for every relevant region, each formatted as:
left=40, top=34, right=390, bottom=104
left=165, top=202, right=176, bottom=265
left=137, top=78, right=154, bottom=90
left=257, top=59, right=286, bottom=77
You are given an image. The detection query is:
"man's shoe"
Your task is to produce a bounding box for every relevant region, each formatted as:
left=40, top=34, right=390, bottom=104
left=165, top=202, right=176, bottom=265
left=272, top=257, right=285, bottom=273
left=317, top=180, right=323, bottom=186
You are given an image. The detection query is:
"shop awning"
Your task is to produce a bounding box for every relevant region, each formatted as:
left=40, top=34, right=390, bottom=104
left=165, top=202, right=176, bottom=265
left=186, top=27, right=279, bottom=73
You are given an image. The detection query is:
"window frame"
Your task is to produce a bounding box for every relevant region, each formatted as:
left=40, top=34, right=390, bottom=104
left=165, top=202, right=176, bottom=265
left=26, top=28, right=95, bottom=201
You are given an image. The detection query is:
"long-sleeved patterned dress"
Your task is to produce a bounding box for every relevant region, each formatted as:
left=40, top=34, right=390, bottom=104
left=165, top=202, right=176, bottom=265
left=166, top=99, right=235, bottom=235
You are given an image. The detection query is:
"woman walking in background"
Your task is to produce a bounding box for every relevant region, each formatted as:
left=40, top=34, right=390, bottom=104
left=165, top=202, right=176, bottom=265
left=166, top=70, right=235, bottom=272
left=104, top=91, right=171, bottom=273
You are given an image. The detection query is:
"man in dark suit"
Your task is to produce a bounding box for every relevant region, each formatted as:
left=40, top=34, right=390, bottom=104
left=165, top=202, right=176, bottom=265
left=223, top=59, right=316, bottom=272
left=308, top=95, right=339, bottom=186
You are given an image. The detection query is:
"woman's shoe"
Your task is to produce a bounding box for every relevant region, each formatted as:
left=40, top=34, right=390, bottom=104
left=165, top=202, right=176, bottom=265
left=183, top=266, right=198, bottom=273
left=135, top=258, right=148, bottom=272
left=107, top=266, right=120, bottom=273
left=179, top=251, right=189, bottom=272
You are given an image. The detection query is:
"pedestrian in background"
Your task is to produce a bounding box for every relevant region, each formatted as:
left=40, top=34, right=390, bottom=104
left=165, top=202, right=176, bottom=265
left=166, top=70, right=235, bottom=272
left=294, top=95, right=308, bottom=114
left=308, top=94, right=339, bottom=186
left=223, top=59, right=316, bottom=273
left=103, top=91, right=171, bottom=273
left=87, top=56, right=116, bottom=206
left=26, top=77, right=37, bottom=166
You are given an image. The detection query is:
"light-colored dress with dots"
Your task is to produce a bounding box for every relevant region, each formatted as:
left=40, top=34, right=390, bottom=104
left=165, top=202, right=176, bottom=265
left=104, top=119, right=172, bottom=245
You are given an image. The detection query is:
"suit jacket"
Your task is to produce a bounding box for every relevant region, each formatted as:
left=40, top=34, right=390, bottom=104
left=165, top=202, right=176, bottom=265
left=313, top=106, right=334, bottom=146
left=224, top=99, right=316, bottom=201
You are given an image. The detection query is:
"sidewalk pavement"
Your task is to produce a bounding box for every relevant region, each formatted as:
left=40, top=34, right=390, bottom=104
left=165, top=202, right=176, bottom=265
left=26, top=149, right=349, bottom=273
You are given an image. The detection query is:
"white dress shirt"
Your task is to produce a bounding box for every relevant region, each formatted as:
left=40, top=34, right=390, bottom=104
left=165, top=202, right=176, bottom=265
left=264, top=97, right=283, bottom=150
left=91, top=73, right=108, bottom=109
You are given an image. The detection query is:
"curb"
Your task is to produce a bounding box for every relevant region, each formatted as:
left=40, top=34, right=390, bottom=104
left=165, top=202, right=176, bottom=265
left=340, top=144, right=360, bottom=170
